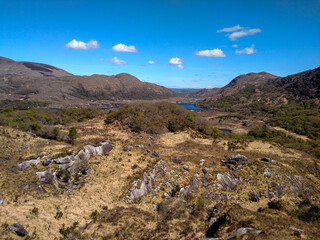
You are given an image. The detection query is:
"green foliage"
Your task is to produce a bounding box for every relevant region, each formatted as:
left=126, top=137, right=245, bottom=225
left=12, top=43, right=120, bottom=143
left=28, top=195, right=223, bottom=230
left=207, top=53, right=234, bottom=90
left=297, top=200, right=320, bottom=222
left=268, top=101, right=320, bottom=140
left=0, top=100, right=49, bottom=110
left=30, top=207, right=39, bottom=216
left=248, top=126, right=320, bottom=158
left=105, top=102, right=222, bottom=137
left=59, top=222, right=79, bottom=238
left=0, top=106, right=100, bottom=142
left=68, top=127, right=77, bottom=144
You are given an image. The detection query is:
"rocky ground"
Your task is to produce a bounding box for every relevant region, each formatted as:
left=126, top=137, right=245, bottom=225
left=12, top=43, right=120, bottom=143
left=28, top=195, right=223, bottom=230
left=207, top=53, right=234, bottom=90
left=0, top=116, right=320, bottom=239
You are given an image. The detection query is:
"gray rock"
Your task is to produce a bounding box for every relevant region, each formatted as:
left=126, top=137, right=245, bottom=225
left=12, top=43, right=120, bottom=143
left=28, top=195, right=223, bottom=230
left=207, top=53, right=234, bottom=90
left=100, top=142, right=114, bottom=153
left=54, top=156, right=73, bottom=164
left=249, top=189, right=260, bottom=202
left=171, top=156, right=182, bottom=164
left=182, top=164, right=189, bottom=170
left=264, top=167, right=273, bottom=177
left=42, top=158, right=52, bottom=166
left=217, top=172, right=242, bottom=190
left=200, top=172, right=209, bottom=186
left=0, top=199, right=3, bottom=206
left=152, top=151, right=159, bottom=158
left=126, top=160, right=167, bottom=202
left=180, top=186, right=192, bottom=198
left=36, top=171, right=55, bottom=185
left=212, top=193, right=221, bottom=201
left=123, top=145, right=133, bottom=152
left=191, top=177, right=199, bottom=190
left=29, top=183, right=47, bottom=193
left=136, top=144, right=145, bottom=149
left=226, top=154, right=248, bottom=165
left=12, top=157, right=42, bottom=171
left=226, top=227, right=262, bottom=239
left=208, top=217, right=217, bottom=228
left=200, top=159, right=205, bottom=166
left=9, top=223, right=28, bottom=237
left=269, top=181, right=285, bottom=196
left=288, top=226, right=303, bottom=233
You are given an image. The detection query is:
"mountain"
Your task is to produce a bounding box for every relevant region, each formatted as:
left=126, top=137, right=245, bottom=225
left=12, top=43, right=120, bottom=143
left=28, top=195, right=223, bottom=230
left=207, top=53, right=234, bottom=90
left=0, top=57, right=177, bottom=106
left=193, top=72, right=279, bottom=99
left=197, top=67, right=320, bottom=109
left=0, top=56, right=73, bottom=77
left=273, top=67, right=320, bottom=99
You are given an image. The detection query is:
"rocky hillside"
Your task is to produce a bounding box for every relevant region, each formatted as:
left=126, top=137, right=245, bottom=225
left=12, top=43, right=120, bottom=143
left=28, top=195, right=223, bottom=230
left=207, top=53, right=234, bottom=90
left=192, top=72, right=278, bottom=99
left=0, top=56, right=73, bottom=78
left=0, top=57, right=177, bottom=106
left=0, top=112, right=320, bottom=239
left=197, top=67, right=320, bottom=108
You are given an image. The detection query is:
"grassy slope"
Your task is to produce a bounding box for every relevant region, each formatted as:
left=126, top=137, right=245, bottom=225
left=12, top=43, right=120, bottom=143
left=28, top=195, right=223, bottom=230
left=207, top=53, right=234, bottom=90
left=0, top=114, right=320, bottom=239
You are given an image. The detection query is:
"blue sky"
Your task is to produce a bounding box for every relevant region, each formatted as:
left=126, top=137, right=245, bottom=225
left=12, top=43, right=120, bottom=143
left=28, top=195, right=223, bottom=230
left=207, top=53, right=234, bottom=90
left=1, top=0, right=320, bottom=88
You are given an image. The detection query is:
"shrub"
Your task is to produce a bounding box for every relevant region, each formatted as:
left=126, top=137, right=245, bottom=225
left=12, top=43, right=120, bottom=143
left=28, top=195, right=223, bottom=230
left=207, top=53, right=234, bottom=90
left=68, top=127, right=77, bottom=144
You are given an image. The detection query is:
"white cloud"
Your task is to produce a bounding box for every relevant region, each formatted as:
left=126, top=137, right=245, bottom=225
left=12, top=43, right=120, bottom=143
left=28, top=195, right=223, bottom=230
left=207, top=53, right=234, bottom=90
left=228, top=28, right=261, bottom=41
left=217, top=25, right=244, bottom=33
left=148, top=60, right=157, bottom=65
left=235, top=44, right=257, bottom=55
left=169, top=57, right=183, bottom=65
left=232, top=44, right=239, bottom=48
left=102, top=57, right=127, bottom=65
left=65, top=39, right=99, bottom=50
left=112, top=43, right=138, bottom=52
left=169, top=58, right=184, bottom=69
left=195, top=48, right=226, bottom=57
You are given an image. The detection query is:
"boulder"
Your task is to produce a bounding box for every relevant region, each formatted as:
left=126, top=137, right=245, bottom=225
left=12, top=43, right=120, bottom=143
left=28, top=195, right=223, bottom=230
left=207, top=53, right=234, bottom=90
left=171, top=156, right=182, bottom=164
left=36, top=171, right=55, bottom=185
left=8, top=223, right=28, bottom=237
left=136, top=144, right=145, bottom=149
left=100, top=142, right=114, bottom=153
left=226, top=227, right=262, bottom=239
left=123, top=145, right=133, bottom=152
left=226, top=154, right=248, bottom=165
left=217, top=172, right=242, bottom=190
left=42, top=158, right=52, bottom=166
left=152, top=151, right=159, bottom=158
left=191, top=177, right=199, bottom=190
left=12, top=157, right=42, bottom=171
left=180, top=186, right=192, bottom=198
left=288, top=226, right=303, bottom=233
left=249, top=189, right=260, bottom=202
left=182, top=164, right=189, bottom=171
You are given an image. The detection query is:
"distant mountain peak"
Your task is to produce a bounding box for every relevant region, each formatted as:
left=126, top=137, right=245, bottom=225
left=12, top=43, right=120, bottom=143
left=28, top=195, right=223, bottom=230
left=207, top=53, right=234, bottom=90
left=0, top=56, right=73, bottom=77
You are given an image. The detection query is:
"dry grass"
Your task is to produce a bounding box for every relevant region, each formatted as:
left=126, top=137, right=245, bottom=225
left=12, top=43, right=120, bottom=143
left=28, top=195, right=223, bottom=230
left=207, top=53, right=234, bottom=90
left=1, top=117, right=320, bottom=239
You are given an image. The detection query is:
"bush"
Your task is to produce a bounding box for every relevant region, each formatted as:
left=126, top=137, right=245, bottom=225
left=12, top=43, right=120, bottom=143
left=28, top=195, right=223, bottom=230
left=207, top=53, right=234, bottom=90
left=68, top=127, right=77, bottom=144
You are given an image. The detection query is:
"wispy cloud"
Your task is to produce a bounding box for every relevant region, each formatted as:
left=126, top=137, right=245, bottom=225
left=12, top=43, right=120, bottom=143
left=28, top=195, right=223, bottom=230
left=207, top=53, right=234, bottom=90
left=217, top=25, right=244, bottom=33
left=195, top=48, right=226, bottom=57
left=232, top=44, right=239, bottom=48
left=101, top=57, right=127, bottom=65
left=148, top=60, right=157, bottom=65
left=235, top=44, right=257, bottom=55
left=177, top=65, right=184, bottom=69
left=217, top=25, right=262, bottom=41
left=112, top=43, right=138, bottom=52
left=65, top=39, right=100, bottom=50
left=228, top=28, right=261, bottom=41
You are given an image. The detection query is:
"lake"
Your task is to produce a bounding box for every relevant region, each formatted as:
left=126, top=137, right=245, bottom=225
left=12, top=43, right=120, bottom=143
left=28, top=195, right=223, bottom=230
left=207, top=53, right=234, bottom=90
left=178, top=102, right=205, bottom=111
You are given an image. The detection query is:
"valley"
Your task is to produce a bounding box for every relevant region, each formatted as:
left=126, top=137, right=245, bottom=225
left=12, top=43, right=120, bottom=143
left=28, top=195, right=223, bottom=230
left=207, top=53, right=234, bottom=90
left=0, top=57, right=320, bottom=239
